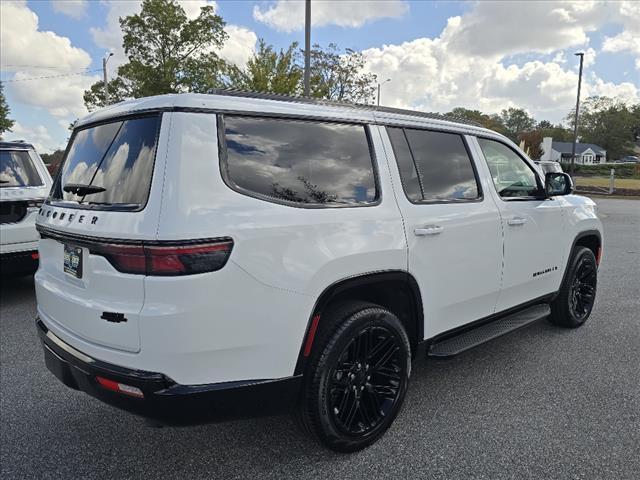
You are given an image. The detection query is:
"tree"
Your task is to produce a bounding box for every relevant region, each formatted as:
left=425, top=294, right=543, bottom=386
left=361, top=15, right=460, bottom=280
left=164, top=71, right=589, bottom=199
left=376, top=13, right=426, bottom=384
left=566, top=96, right=640, bottom=160
left=538, top=122, right=573, bottom=142
left=225, top=40, right=302, bottom=95
left=500, top=107, right=536, bottom=141
left=83, top=78, right=130, bottom=111
left=308, top=43, right=377, bottom=103
left=446, top=107, right=508, bottom=135
left=0, top=82, right=15, bottom=139
left=518, top=130, right=543, bottom=159
left=83, top=0, right=228, bottom=110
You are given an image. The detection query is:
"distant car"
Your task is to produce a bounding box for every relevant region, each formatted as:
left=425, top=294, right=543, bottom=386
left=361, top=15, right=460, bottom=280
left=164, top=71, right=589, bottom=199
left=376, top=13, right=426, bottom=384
left=534, top=160, right=563, bottom=174
left=0, top=141, right=53, bottom=275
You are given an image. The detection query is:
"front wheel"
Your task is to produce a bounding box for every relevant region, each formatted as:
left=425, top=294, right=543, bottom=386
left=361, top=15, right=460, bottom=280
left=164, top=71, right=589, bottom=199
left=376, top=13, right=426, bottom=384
left=550, top=247, right=598, bottom=328
left=298, top=302, right=411, bottom=452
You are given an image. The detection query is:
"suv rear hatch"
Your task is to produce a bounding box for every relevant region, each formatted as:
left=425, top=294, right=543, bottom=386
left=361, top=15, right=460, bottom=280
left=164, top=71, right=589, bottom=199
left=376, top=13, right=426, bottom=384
left=36, top=113, right=163, bottom=353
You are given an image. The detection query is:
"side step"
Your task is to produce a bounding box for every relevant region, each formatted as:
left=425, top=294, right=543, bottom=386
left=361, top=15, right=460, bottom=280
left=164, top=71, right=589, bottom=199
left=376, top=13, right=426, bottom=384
left=427, top=304, right=551, bottom=358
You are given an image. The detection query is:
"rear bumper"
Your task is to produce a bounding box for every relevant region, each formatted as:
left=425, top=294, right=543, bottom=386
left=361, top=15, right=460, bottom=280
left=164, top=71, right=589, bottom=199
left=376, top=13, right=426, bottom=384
left=0, top=249, right=39, bottom=275
left=36, top=319, right=302, bottom=425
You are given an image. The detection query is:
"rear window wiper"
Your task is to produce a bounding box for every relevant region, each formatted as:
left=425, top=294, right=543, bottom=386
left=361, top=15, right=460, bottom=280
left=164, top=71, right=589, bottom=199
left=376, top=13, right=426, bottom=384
left=63, top=183, right=106, bottom=196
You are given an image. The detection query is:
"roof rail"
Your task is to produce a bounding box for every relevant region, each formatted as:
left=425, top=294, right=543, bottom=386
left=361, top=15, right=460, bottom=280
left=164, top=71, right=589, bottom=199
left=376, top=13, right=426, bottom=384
left=206, top=89, right=484, bottom=128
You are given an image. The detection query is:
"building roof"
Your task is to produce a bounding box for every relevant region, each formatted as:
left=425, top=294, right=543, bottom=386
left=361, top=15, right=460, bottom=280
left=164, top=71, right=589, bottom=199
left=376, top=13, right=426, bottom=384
left=552, top=141, right=606, bottom=155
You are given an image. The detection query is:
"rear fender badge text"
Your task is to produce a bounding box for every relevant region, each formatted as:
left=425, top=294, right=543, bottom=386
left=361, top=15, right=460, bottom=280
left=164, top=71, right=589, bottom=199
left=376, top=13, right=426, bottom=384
left=532, top=266, right=558, bottom=278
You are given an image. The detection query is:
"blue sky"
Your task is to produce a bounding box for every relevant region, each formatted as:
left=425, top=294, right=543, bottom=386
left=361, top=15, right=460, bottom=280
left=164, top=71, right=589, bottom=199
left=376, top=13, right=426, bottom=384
left=1, top=0, right=638, bottom=153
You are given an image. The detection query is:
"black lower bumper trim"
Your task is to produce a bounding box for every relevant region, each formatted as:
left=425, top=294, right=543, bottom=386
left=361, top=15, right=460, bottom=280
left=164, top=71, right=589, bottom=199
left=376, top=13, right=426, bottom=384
left=1, top=250, right=38, bottom=276
left=37, top=319, right=302, bottom=425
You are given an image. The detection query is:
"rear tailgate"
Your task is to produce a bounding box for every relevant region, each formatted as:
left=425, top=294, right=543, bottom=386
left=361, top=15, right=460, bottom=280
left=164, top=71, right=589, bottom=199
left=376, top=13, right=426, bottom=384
left=35, top=113, right=168, bottom=353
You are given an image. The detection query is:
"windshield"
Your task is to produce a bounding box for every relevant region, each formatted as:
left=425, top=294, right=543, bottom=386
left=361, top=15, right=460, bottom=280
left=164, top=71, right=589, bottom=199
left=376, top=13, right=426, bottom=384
left=0, top=150, right=43, bottom=187
left=52, top=114, right=160, bottom=207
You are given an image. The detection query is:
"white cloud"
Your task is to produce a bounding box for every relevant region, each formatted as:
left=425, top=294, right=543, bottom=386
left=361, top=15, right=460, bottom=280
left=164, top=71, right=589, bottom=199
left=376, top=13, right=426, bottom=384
left=253, top=0, right=408, bottom=33
left=220, top=25, right=257, bottom=67
left=362, top=2, right=639, bottom=123
left=0, top=1, right=95, bottom=121
left=9, top=123, right=63, bottom=154
left=51, top=0, right=87, bottom=19
left=90, top=0, right=255, bottom=70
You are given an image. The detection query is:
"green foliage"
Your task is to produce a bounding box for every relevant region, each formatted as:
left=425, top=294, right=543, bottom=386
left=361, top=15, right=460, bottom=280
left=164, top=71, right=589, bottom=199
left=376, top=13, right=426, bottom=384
left=0, top=83, right=15, bottom=139
left=84, top=0, right=227, bottom=110
left=567, top=96, right=640, bottom=161
left=446, top=108, right=508, bottom=135
left=538, top=123, right=573, bottom=142
left=518, top=130, right=543, bottom=159
left=83, top=78, right=130, bottom=111
left=225, top=40, right=302, bottom=95
left=499, top=107, right=536, bottom=141
left=40, top=149, right=65, bottom=165
left=307, top=43, right=377, bottom=103
left=573, top=163, right=639, bottom=179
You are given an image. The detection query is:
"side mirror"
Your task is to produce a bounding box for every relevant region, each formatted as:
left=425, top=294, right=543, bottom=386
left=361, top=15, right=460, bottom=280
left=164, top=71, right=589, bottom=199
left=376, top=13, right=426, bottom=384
left=545, top=172, right=574, bottom=197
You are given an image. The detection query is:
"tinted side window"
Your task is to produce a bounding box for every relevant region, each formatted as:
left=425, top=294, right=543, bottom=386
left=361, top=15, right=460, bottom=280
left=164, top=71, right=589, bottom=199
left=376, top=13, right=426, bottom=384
left=387, top=127, right=480, bottom=202
left=222, top=116, right=377, bottom=206
left=386, top=128, right=422, bottom=202
left=477, top=138, right=539, bottom=198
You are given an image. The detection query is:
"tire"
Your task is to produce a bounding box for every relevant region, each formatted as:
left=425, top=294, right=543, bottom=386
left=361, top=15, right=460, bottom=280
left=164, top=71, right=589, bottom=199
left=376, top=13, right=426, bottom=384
left=550, top=247, right=598, bottom=328
left=298, top=301, right=411, bottom=453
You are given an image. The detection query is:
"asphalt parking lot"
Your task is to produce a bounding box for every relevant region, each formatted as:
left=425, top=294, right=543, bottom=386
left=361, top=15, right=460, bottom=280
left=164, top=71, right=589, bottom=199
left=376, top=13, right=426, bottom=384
left=1, top=197, right=639, bottom=479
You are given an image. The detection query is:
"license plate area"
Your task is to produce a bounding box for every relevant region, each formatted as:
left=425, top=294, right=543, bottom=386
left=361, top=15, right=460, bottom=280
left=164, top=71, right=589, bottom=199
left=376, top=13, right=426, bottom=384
left=63, top=244, right=83, bottom=278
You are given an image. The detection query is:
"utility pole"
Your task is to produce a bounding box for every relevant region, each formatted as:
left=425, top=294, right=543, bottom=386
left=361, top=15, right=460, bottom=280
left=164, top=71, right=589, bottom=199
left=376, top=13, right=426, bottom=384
left=570, top=52, right=584, bottom=176
left=102, top=52, right=114, bottom=106
left=377, top=78, right=391, bottom=106
left=303, top=0, right=311, bottom=96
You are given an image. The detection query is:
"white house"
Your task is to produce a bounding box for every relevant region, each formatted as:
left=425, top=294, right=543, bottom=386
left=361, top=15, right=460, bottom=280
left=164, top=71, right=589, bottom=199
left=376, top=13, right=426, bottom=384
left=541, top=137, right=607, bottom=164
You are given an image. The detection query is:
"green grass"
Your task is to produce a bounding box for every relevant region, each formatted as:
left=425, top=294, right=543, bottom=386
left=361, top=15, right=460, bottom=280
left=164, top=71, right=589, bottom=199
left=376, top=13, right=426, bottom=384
left=574, top=176, right=640, bottom=189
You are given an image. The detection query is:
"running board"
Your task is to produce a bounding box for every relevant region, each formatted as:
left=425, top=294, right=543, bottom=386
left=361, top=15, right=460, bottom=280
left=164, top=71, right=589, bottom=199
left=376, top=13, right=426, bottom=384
left=427, top=304, right=551, bottom=358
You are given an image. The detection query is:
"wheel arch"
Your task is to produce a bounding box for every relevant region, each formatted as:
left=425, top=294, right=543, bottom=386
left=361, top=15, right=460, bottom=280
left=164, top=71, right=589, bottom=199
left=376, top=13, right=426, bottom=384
left=294, top=271, right=424, bottom=376
left=558, top=229, right=602, bottom=292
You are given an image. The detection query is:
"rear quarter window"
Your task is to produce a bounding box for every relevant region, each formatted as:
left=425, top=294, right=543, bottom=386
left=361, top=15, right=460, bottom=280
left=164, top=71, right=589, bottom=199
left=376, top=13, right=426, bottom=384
left=52, top=114, right=160, bottom=209
left=220, top=116, right=378, bottom=207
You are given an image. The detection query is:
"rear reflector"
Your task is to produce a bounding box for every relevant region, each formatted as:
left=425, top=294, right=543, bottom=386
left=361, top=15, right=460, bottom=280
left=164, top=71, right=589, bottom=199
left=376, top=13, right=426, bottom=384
left=596, top=246, right=602, bottom=265
left=90, top=238, right=233, bottom=276
left=96, top=376, right=144, bottom=398
left=31, top=252, right=39, bottom=260
left=303, top=314, right=321, bottom=357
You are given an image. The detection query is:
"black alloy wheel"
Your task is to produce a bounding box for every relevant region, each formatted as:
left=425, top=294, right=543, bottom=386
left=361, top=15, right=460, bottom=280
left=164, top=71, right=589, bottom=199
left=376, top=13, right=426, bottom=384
left=550, top=246, right=598, bottom=328
left=298, top=301, right=411, bottom=452
left=568, top=254, right=597, bottom=321
left=328, top=325, right=403, bottom=436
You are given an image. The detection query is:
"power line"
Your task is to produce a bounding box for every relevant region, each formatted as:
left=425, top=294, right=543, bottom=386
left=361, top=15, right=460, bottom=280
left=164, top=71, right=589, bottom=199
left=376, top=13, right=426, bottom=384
left=0, top=69, right=101, bottom=83
left=0, top=64, right=85, bottom=70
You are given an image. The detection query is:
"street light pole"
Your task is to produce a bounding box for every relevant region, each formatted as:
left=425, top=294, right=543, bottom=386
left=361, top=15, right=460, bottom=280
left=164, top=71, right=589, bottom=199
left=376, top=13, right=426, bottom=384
left=303, top=0, right=311, bottom=97
left=377, top=78, right=391, bottom=106
left=102, top=52, right=114, bottom=106
left=570, top=52, right=584, bottom=176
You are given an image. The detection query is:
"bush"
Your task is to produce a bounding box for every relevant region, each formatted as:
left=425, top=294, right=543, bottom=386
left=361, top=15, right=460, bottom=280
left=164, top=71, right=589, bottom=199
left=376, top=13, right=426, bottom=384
left=573, top=163, right=640, bottom=178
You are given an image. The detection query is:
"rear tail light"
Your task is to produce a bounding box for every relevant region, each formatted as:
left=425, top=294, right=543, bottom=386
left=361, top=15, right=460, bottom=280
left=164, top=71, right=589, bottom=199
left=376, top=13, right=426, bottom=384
left=90, top=238, right=233, bottom=276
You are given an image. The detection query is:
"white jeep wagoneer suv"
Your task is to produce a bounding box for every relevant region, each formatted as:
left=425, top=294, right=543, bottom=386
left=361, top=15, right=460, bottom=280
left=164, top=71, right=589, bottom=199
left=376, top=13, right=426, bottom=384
left=1, top=141, right=52, bottom=275
left=35, top=92, right=602, bottom=452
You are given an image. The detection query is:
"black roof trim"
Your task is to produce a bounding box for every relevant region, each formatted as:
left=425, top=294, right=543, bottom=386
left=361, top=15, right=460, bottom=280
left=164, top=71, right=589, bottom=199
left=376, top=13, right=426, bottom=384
left=0, top=141, right=35, bottom=150
left=207, top=89, right=484, bottom=128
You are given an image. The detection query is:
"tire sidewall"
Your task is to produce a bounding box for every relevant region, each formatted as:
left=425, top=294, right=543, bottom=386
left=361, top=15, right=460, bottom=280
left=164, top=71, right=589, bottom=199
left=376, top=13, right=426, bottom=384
left=311, top=307, right=411, bottom=452
left=563, top=247, right=598, bottom=326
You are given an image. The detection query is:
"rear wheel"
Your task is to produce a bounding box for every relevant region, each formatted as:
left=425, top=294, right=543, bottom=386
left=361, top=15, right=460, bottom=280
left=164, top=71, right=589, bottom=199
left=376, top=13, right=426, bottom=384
left=298, top=301, right=411, bottom=452
left=550, top=247, right=598, bottom=328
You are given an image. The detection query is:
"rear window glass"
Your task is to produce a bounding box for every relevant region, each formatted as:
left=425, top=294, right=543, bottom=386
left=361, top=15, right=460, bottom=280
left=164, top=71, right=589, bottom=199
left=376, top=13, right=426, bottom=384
left=221, top=116, right=378, bottom=206
left=0, top=150, right=42, bottom=187
left=52, top=115, right=160, bottom=208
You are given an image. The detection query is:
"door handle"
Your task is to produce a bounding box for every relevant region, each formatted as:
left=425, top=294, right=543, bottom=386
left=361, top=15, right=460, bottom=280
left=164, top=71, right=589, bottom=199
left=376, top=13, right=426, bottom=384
left=414, top=225, right=443, bottom=236
left=507, top=217, right=527, bottom=226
